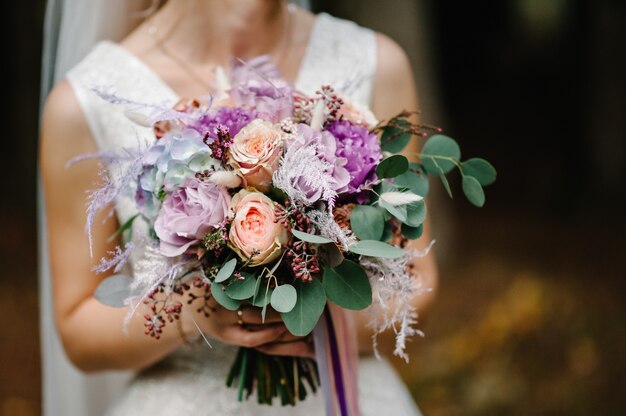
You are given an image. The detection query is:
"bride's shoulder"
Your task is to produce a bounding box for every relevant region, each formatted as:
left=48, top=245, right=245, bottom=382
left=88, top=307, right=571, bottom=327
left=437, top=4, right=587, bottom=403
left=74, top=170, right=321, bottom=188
left=42, top=80, right=92, bottom=149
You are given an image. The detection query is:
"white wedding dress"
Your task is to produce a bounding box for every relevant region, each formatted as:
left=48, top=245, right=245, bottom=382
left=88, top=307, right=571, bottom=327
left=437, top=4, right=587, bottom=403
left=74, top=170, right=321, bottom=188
left=65, top=12, right=421, bottom=416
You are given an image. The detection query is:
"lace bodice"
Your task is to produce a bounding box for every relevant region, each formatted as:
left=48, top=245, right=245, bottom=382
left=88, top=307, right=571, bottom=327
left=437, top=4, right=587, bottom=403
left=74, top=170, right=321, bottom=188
left=66, top=11, right=419, bottom=416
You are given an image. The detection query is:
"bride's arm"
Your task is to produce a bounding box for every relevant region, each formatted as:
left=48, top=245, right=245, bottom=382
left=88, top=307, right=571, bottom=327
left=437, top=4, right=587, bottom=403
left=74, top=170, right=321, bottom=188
left=40, top=81, right=290, bottom=372
left=356, top=33, right=439, bottom=354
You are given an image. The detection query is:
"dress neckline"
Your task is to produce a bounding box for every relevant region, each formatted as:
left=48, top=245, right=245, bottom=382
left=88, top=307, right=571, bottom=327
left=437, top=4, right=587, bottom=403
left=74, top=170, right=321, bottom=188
left=99, top=12, right=327, bottom=101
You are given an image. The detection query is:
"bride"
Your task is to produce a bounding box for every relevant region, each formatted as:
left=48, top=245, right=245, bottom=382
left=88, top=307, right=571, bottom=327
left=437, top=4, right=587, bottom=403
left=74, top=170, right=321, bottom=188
left=39, top=0, right=438, bottom=414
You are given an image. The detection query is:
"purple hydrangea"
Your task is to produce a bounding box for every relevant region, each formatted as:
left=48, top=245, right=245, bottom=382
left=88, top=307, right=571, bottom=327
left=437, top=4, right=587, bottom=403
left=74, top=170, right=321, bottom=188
left=326, top=120, right=383, bottom=194
left=192, top=107, right=256, bottom=141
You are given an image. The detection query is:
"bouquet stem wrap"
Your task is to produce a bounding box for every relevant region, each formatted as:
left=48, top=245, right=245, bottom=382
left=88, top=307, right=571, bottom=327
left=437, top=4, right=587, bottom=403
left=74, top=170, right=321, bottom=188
left=313, top=304, right=360, bottom=416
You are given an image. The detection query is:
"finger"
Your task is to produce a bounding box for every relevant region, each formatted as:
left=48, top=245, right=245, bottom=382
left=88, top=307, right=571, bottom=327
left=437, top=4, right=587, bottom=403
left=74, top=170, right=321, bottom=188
left=241, top=307, right=282, bottom=325
left=274, top=332, right=305, bottom=343
left=256, top=340, right=315, bottom=359
left=222, top=323, right=287, bottom=348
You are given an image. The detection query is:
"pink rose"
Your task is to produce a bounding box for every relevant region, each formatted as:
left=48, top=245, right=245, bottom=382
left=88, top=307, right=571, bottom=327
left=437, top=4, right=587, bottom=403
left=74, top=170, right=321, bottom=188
left=228, top=119, right=283, bottom=192
left=154, top=179, right=231, bottom=257
left=228, top=189, right=288, bottom=266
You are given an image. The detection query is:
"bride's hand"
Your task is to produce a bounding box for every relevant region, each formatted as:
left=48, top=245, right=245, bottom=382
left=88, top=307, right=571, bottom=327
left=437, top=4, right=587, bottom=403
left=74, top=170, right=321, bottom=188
left=243, top=307, right=315, bottom=359
left=181, top=296, right=314, bottom=358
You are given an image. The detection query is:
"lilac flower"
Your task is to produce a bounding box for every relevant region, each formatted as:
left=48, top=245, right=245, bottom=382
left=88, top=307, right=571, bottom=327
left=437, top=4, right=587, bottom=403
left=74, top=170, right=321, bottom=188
left=154, top=179, right=231, bottom=257
left=229, top=56, right=293, bottom=122
left=326, top=120, right=383, bottom=195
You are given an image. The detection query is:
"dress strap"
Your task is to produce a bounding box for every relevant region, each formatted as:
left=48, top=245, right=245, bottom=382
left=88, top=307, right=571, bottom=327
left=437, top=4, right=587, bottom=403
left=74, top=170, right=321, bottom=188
left=66, top=41, right=177, bottom=152
left=295, top=13, right=377, bottom=106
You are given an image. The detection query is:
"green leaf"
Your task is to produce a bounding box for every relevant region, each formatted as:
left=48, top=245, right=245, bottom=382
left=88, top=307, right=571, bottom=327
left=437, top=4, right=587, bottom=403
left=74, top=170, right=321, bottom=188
left=291, top=229, right=333, bottom=244
left=379, top=200, right=407, bottom=222
left=225, top=272, right=257, bottom=300
left=350, top=205, right=385, bottom=241
left=281, top=279, right=326, bottom=336
left=318, top=243, right=344, bottom=268
left=461, top=158, right=497, bottom=186
left=252, top=286, right=272, bottom=307
left=211, top=282, right=241, bottom=311
left=270, top=284, right=297, bottom=313
left=375, top=155, right=409, bottom=179
left=462, top=176, right=486, bottom=207
left=250, top=279, right=274, bottom=308
left=405, top=200, right=427, bottom=227
left=402, top=223, right=423, bottom=240
left=214, top=258, right=237, bottom=283
left=421, top=135, right=461, bottom=174
left=349, top=240, right=405, bottom=258
left=323, top=260, right=372, bottom=310
left=380, top=221, right=394, bottom=242
left=394, top=170, right=430, bottom=197
left=439, top=172, right=453, bottom=198
left=94, top=274, right=138, bottom=308
left=107, top=213, right=140, bottom=243
left=381, top=118, right=412, bottom=153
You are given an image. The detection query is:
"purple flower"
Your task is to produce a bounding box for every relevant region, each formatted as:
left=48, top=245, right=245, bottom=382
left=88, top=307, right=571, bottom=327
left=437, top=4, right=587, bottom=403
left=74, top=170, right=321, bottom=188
left=284, top=124, right=351, bottom=204
left=326, top=120, right=383, bottom=194
left=154, top=179, right=231, bottom=257
left=229, top=56, right=293, bottom=122
left=192, top=107, right=256, bottom=142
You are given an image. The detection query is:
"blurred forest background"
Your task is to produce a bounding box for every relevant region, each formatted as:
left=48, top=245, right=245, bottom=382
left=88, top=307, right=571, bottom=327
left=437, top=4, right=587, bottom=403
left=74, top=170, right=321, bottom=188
left=1, top=0, right=624, bottom=415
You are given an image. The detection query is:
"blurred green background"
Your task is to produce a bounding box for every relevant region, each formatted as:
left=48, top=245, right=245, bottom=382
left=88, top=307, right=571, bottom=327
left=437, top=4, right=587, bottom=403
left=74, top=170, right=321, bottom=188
left=1, top=0, right=624, bottom=415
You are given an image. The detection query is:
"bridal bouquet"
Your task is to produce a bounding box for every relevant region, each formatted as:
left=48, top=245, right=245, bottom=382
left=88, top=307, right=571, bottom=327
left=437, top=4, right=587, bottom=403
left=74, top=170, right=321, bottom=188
left=83, top=58, right=496, bottom=408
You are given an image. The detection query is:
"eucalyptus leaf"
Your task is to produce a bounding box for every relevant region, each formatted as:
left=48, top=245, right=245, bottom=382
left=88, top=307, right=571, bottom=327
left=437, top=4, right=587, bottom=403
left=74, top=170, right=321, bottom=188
left=281, top=279, right=326, bottom=336
left=381, top=118, right=412, bottom=153
left=323, top=260, right=372, bottom=310
left=375, top=155, right=409, bottom=179
left=394, top=170, right=429, bottom=197
left=421, top=135, right=461, bottom=174
left=291, top=229, right=333, bottom=244
left=349, top=240, right=405, bottom=259
left=251, top=286, right=272, bottom=307
left=318, top=243, right=344, bottom=268
left=402, top=223, right=423, bottom=240
left=225, top=272, right=257, bottom=300
left=379, top=200, right=407, bottom=222
left=350, top=205, right=385, bottom=241
left=211, top=282, right=241, bottom=311
left=439, top=172, right=453, bottom=198
left=270, top=284, right=297, bottom=313
left=214, top=258, right=237, bottom=283
left=94, top=274, right=137, bottom=308
left=380, top=221, right=394, bottom=242
left=405, top=200, right=427, bottom=227
left=462, top=175, right=486, bottom=207
left=461, top=158, right=497, bottom=186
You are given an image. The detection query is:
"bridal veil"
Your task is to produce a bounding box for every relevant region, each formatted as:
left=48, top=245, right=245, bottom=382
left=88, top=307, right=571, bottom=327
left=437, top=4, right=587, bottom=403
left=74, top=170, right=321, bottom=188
left=39, top=1, right=310, bottom=415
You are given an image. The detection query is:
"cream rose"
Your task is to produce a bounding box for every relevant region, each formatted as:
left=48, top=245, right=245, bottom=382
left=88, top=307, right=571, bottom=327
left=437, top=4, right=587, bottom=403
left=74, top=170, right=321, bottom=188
left=228, top=119, right=283, bottom=193
left=228, top=189, right=288, bottom=266
left=337, top=97, right=379, bottom=128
